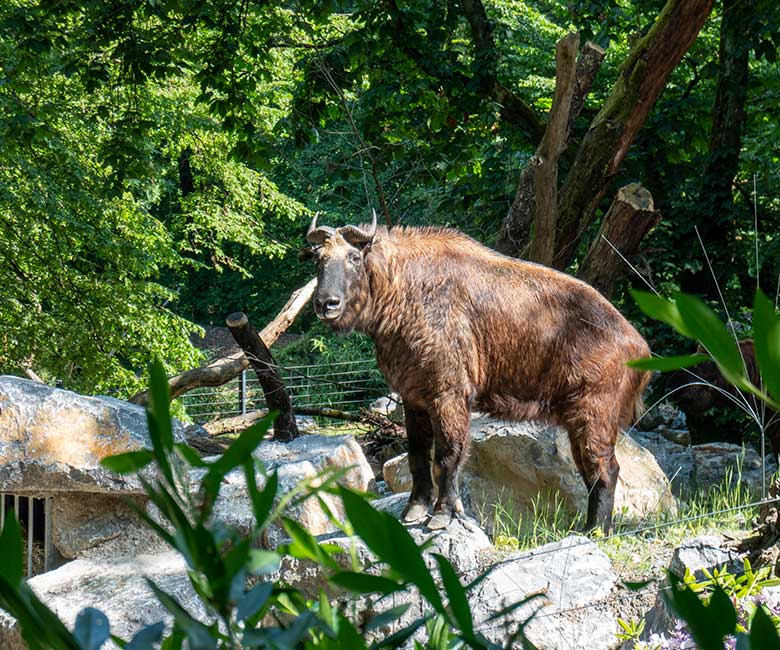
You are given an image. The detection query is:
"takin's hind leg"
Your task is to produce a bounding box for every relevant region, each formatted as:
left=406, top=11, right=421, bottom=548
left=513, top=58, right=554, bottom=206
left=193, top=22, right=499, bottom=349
left=565, top=409, right=621, bottom=533
left=401, top=407, right=435, bottom=524
left=427, top=397, right=470, bottom=530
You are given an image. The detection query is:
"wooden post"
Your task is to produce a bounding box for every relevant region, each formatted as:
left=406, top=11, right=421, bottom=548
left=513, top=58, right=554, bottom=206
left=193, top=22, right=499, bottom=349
left=577, top=183, right=660, bottom=298
left=226, top=312, right=299, bottom=441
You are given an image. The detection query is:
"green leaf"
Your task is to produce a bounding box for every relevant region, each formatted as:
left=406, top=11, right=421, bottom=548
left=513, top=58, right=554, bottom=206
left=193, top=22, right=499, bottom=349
left=630, top=290, right=693, bottom=338
left=370, top=615, right=433, bottom=649
left=174, top=444, right=207, bottom=468
left=338, top=488, right=444, bottom=613
left=146, top=580, right=216, bottom=650
left=236, top=582, right=273, bottom=622
left=753, top=290, right=780, bottom=401
left=329, top=572, right=406, bottom=596
left=432, top=553, right=473, bottom=637
left=749, top=605, right=780, bottom=649
left=626, top=354, right=709, bottom=372
left=0, top=512, right=24, bottom=586
left=244, top=463, right=277, bottom=530
left=621, top=579, right=655, bottom=591
left=73, top=608, right=110, bottom=650
left=125, top=621, right=165, bottom=650
left=282, top=518, right=339, bottom=571
left=247, top=550, right=281, bottom=575
left=674, top=293, right=746, bottom=386
left=100, top=450, right=155, bottom=474
left=664, top=573, right=736, bottom=649
left=364, top=604, right=412, bottom=633
left=147, top=359, right=174, bottom=452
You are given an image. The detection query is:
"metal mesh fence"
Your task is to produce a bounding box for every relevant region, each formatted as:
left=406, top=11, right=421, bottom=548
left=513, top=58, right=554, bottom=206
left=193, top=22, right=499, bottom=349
left=179, top=358, right=388, bottom=423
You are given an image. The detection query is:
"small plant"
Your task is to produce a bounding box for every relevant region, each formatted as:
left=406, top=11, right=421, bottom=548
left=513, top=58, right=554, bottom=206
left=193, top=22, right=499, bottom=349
left=0, top=360, right=541, bottom=649
left=616, top=617, right=646, bottom=644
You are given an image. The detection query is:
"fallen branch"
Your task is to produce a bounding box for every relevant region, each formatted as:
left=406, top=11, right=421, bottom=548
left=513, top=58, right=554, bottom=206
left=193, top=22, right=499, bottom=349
left=227, top=312, right=298, bottom=441
left=130, top=278, right=317, bottom=405
left=196, top=406, right=375, bottom=437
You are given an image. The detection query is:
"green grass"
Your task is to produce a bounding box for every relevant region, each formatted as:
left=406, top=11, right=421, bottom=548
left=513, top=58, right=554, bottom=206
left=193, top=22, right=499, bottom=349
left=485, top=460, right=763, bottom=579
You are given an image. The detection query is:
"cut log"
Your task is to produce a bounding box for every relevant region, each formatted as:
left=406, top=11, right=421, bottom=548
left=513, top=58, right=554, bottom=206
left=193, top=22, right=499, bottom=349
left=496, top=40, right=605, bottom=257
left=195, top=406, right=368, bottom=436
left=527, top=32, right=579, bottom=265
left=226, top=312, right=299, bottom=441
left=551, top=0, right=715, bottom=270
left=129, top=278, right=316, bottom=405
left=577, top=184, right=660, bottom=298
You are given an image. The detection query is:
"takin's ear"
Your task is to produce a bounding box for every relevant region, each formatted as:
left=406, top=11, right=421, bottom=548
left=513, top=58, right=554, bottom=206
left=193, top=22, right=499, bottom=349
left=298, top=246, right=316, bottom=262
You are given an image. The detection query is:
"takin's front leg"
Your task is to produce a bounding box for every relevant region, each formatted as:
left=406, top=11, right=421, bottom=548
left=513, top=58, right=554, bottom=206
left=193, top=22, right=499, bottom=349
left=427, top=396, right=470, bottom=530
left=401, top=407, right=435, bottom=524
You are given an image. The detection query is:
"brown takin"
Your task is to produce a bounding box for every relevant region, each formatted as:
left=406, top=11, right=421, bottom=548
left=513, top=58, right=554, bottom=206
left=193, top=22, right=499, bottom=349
left=666, top=340, right=780, bottom=462
left=302, top=212, right=650, bottom=531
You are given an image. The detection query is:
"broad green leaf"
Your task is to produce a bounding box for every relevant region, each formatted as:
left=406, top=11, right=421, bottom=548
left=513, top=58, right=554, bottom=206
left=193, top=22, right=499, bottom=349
left=664, top=573, right=736, bottom=650
left=0, top=512, right=24, bottom=586
left=329, top=572, right=406, bottom=596
left=244, top=463, right=277, bottom=530
left=370, top=614, right=433, bottom=649
left=174, top=444, right=207, bottom=468
left=630, top=290, right=693, bottom=338
left=432, top=554, right=472, bottom=637
left=73, top=608, right=110, bottom=650
left=282, top=518, right=339, bottom=571
left=674, top=293, right=746, bottom=386
left=236, top=582, right=273, bottom=622
left=626, top=354, right=709, bottom=372
left=125, top=621, right=165, bottom=650
left=748, top=605, right=780, bottom=649
left=339, top=488, right=444, bottom=614
left=335, top=613, right=368, bottom=650
left=147, top=360, right=174, bottom=452
left=753, top=290, right=780, bottom=401
left=364, top=604, right=412, bottom=632
left=100, top=450, right=154, bottom=474
left=247, top=550, right=281, bottom=575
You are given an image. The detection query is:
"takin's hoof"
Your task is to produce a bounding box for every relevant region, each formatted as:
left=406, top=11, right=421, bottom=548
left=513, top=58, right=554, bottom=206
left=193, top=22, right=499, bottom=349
left=426, top=511, right=455, bottom=530
left=401, top=501, right=431, bottom=524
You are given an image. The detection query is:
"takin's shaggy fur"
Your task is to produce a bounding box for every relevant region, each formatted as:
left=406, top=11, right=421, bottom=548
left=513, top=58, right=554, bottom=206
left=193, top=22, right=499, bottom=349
left=304, top=218, right=651, bottom=531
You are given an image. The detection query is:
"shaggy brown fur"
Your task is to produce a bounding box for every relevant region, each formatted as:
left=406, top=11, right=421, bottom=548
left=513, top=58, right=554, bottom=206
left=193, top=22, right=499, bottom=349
left=306, top=223, right=650, bottom=531
left=667, top=340, right=779, bottom=460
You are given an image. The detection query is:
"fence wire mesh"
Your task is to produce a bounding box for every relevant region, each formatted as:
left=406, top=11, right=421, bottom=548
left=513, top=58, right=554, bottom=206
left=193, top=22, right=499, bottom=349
left=179, top=358, right=388, bottom=423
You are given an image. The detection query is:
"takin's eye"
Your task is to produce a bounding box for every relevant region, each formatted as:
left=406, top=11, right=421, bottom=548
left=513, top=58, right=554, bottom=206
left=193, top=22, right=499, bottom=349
left=348, top=251, right=362, bottom=266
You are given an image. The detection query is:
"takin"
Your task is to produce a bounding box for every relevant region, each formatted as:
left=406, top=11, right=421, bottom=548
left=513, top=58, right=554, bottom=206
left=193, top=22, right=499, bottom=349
left=666, top=340, right=779, bottom=462
left=302, top=212, right=651, bottom=531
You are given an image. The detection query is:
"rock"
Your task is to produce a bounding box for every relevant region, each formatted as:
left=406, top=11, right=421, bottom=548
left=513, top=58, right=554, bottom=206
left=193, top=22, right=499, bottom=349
left=370, top=393, right=405, bottom=424
left=0, top=551, right=203, bottom=649
left=469, top=535, right=619, bottom=649
left=51, top=493, right=167, bottom=561
left=0, top=376, right=186, bottom=494
left=201, top=434, right=374, bottom=547
left=632, top=430, right=773, bottom=497
left=637, top=402, right=686, bottom=431
left=669, top=535, right=742, bottom=580
left=384, top=417, right=677, bottom=529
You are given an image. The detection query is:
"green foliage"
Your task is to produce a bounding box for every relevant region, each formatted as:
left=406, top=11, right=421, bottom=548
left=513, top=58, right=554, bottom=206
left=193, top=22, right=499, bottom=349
left=0, top=360, right=538, bottom=648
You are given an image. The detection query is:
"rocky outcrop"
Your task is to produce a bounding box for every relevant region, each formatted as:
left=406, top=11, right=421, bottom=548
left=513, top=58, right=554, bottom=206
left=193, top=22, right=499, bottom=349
left=0, top=551, right=201, bottom=649
left=384, top=417, right=677, bottom=528
left=0, top=376, right=187, bottom=494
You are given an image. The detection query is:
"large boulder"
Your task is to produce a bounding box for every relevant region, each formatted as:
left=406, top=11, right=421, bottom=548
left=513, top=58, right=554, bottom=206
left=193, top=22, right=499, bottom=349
left=470, top=535, right=620, bottom=649
left=0, top=376, right=186, bottom=494
left=0, top=551, right=202, bottom=649
left=384, top=417, right=677, bottom=528
left=200, top=434, right=375, bottom=547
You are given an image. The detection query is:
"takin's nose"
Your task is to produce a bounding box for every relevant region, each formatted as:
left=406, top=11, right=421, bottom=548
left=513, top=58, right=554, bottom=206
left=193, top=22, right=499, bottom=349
left=314, top=295, right=343, bottom=319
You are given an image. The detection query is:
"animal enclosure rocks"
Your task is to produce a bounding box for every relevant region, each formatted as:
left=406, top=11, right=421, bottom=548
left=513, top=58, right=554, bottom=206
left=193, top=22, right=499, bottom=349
left=383, top=417, right=677, bottom=528
left=668, top=535, right=742, bottom=580
left=369, top=393, right=405, bottom=424
left=0, top=551, right=202, bottom=649
left=469, top=535, right=619, bottom=649
left=195, top=434, right=375, bottom=547
left=631, top=430, right=770, bottom=497
left=0, top=376, right=186, bottom=494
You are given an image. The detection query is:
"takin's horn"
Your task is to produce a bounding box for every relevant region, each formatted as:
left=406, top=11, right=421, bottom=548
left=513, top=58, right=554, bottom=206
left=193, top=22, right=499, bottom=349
left=306, top=212, right=337, bottom=244
left=338, top=208, right=378, bottom=245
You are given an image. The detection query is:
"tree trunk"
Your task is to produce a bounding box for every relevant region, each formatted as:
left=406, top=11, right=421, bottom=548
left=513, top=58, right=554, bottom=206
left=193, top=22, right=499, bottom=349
left=226, top=312, right=299, bottom=441
left=495, top=41, right=605, bottom=257
left=681, top=0, right=754, bottom=295
left=550, top=0, right=715, bottom=270
left=129, top=277, right=316, bottom=405
left=577, top=184, right=660, bottom=298
left=527, top=33, right=579, bottom=265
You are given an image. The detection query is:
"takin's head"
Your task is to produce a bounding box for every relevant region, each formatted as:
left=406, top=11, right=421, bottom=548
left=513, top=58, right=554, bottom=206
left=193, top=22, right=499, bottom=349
left=301, top=211, right=377, bottom=333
